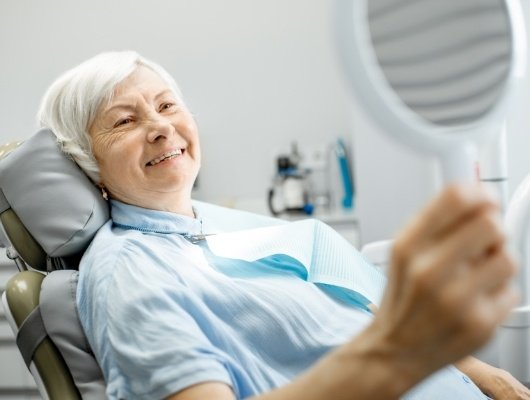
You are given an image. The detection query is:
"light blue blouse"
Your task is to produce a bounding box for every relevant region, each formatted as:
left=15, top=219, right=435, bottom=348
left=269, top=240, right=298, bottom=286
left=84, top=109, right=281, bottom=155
left=77, top=200, right=489, bottom=399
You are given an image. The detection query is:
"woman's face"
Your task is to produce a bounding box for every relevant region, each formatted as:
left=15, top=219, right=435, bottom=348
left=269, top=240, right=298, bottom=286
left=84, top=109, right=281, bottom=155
left=89, top=66, right=200, bottom=214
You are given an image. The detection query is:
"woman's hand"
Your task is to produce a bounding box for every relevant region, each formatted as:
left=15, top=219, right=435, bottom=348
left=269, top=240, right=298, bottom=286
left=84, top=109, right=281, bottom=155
left=482, top=368, right=530, bottom=399
left=456, top=356, right=530, bottom=400
left=366, top=184, right=519, bottom=385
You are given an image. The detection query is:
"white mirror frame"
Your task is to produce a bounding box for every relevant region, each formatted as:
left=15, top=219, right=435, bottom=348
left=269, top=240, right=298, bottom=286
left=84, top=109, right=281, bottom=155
left=335, top=0, right=527, bottom=182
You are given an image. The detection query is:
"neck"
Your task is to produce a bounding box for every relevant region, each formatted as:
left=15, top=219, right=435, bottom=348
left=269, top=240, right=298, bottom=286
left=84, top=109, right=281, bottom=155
left=112, top=192, right=195, bottom=217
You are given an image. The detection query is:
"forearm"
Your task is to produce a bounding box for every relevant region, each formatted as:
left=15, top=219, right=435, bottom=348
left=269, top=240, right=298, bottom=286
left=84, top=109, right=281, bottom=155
left=251, top=324, right=426, bottom=400
left=169, top=323, right=430, bottom=400
left=454, top=356, right=482, bottom=381
left=454, top=356, right=530, bottom=399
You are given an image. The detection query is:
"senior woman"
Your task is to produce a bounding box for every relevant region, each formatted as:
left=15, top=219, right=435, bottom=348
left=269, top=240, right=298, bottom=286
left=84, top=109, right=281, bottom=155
left=37, top=51, right=528, bottom=400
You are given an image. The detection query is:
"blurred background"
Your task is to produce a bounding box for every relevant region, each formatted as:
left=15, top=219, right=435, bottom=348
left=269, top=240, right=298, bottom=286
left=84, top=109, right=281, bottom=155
left=1, top=0, right=530, bottom=246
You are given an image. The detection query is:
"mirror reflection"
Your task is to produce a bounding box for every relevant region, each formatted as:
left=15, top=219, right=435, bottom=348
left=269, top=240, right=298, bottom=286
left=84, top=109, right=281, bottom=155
left=368, top=0, right=512, bottom=126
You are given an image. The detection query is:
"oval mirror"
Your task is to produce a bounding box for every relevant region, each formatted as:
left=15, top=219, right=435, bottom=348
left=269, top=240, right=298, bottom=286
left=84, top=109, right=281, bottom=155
left=336, top=0, right=526, bottom=183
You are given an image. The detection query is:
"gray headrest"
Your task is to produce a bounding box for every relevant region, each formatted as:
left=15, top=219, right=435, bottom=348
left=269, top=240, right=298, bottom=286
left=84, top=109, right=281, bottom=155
left=0, top=129, right=109, bottom=258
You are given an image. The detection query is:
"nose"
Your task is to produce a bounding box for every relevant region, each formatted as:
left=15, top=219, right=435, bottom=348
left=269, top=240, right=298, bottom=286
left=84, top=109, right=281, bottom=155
left=146, top=113, right=174, bottom=143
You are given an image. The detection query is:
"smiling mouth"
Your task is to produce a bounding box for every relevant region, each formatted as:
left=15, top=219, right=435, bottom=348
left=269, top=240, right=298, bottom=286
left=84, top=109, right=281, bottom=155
left=147, top=149, right=184, bottom=166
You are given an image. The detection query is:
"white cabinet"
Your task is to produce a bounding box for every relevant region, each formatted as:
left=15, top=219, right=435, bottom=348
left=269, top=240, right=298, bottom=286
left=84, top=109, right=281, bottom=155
left=313, top=211, right=360, bottom=249
left=218, top=197, right=361, bottom=249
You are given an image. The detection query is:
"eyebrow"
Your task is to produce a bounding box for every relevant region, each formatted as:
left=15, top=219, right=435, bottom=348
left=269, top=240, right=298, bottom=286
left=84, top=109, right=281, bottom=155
left=102, top=89, right=176, bottom=116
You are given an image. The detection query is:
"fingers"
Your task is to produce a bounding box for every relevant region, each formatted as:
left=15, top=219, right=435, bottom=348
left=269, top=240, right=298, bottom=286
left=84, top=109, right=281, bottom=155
left=446, top=211, right=505, bottom=262
left=471, top=282, right=520, bottom=335
left=420, top=209, right=506, bottom=281
left=394, top=184, right=498, bottom=259
left=389, top=192, right=506, bottom=294
left=450, top=265, right=519, bottom=341
left=377, top=183, right=519, bottom=374
left=402, top=215, right=516, bottom=316
left=471, top=250, right=518, bottom=294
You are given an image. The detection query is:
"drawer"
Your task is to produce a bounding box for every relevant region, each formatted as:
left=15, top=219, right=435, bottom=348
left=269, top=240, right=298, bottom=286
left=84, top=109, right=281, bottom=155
left=0, top=267, right=17, bottom=292
left=0, top=251, right=11, bottom=267
left=0, top=319, right=14, bottom=341
left=0, top=344, right=36, bottom=389
left=1, top=261, right=28, bottom=319
left=0, top=394, right=40, bottom=400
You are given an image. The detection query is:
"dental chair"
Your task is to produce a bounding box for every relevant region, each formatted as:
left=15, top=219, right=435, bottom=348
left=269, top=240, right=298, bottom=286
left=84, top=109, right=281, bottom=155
left=0, top=129, right=285, bottom=400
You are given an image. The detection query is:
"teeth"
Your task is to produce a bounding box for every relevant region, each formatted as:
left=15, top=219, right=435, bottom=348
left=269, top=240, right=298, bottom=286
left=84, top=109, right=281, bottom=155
left=149, top=149, right=182, bottom=166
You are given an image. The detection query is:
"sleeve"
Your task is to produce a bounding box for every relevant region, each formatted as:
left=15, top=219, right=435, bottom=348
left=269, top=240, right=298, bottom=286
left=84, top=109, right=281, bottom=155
left=96, top=241, right=235, bottom=400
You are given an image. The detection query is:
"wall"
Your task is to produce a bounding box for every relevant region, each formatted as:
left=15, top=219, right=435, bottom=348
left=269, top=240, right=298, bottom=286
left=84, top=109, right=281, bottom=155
left=0, top=0, right=355, bottom=212
left=1, top=0, right=530, bottom=246
left=351, top=99, right=440, bottom=245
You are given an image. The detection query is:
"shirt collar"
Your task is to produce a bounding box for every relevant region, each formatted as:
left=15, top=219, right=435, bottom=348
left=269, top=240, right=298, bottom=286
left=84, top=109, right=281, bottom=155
left=110, top=200, right=203, bottom=236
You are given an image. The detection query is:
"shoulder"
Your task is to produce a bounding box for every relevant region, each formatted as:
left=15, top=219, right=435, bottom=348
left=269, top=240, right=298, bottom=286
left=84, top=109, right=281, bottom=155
left=77, top=221, right=195, bottom=345
left=77, top=222, right=165, bottom=309
left=77, top=224, right=235, bottom=399
left=81, top=220, right=176, bottom=275
left=85, top=220, right=144, bottom=258
left=78, top=220, right=205, bottom=300
left=79, top=222, right=138, bottom=284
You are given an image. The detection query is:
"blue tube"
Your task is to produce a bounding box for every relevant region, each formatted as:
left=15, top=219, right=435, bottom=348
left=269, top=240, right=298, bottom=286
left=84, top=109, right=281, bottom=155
left=335, top=139, right=354, bottom=209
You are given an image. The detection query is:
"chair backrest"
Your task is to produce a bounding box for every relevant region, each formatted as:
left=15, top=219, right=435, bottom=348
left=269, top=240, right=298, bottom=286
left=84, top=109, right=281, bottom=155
left=0, top=129, right=109, bottom=399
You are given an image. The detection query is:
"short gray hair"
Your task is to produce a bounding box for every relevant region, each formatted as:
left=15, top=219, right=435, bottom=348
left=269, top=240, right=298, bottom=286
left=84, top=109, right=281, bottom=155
left=37, top=51, right=183, bottom=183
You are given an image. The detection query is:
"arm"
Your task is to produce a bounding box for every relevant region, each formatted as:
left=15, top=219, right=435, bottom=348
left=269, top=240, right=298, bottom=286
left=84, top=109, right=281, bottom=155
left=167, top=184, right=518, bottom=400
left=166, top=331, right=423, bottom=400
left=456, top=356, right=530, bottom=399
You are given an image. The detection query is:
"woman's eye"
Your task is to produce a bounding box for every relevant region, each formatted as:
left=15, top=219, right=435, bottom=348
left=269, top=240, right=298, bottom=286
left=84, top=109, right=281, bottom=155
left=160, top=103, right=176, bottom=112
left=114, top=118, right=132, bottom=128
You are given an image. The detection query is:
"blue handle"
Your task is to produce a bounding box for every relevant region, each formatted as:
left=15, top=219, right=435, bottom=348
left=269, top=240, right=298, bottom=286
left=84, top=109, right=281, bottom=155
left=336, top=139, right=354, bottom=209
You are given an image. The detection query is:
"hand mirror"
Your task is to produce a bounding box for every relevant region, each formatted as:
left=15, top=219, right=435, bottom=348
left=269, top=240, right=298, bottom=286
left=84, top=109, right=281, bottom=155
left=336, top=0, right=526, bottom=183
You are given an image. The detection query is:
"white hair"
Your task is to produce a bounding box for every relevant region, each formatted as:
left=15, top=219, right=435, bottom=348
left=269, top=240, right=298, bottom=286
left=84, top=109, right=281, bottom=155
left=37, top=51, right=184, bottom=183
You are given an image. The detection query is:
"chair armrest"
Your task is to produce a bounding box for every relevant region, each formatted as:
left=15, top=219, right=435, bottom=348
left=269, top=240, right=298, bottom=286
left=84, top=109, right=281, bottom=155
left=361, top=239, right=394, bottom=275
